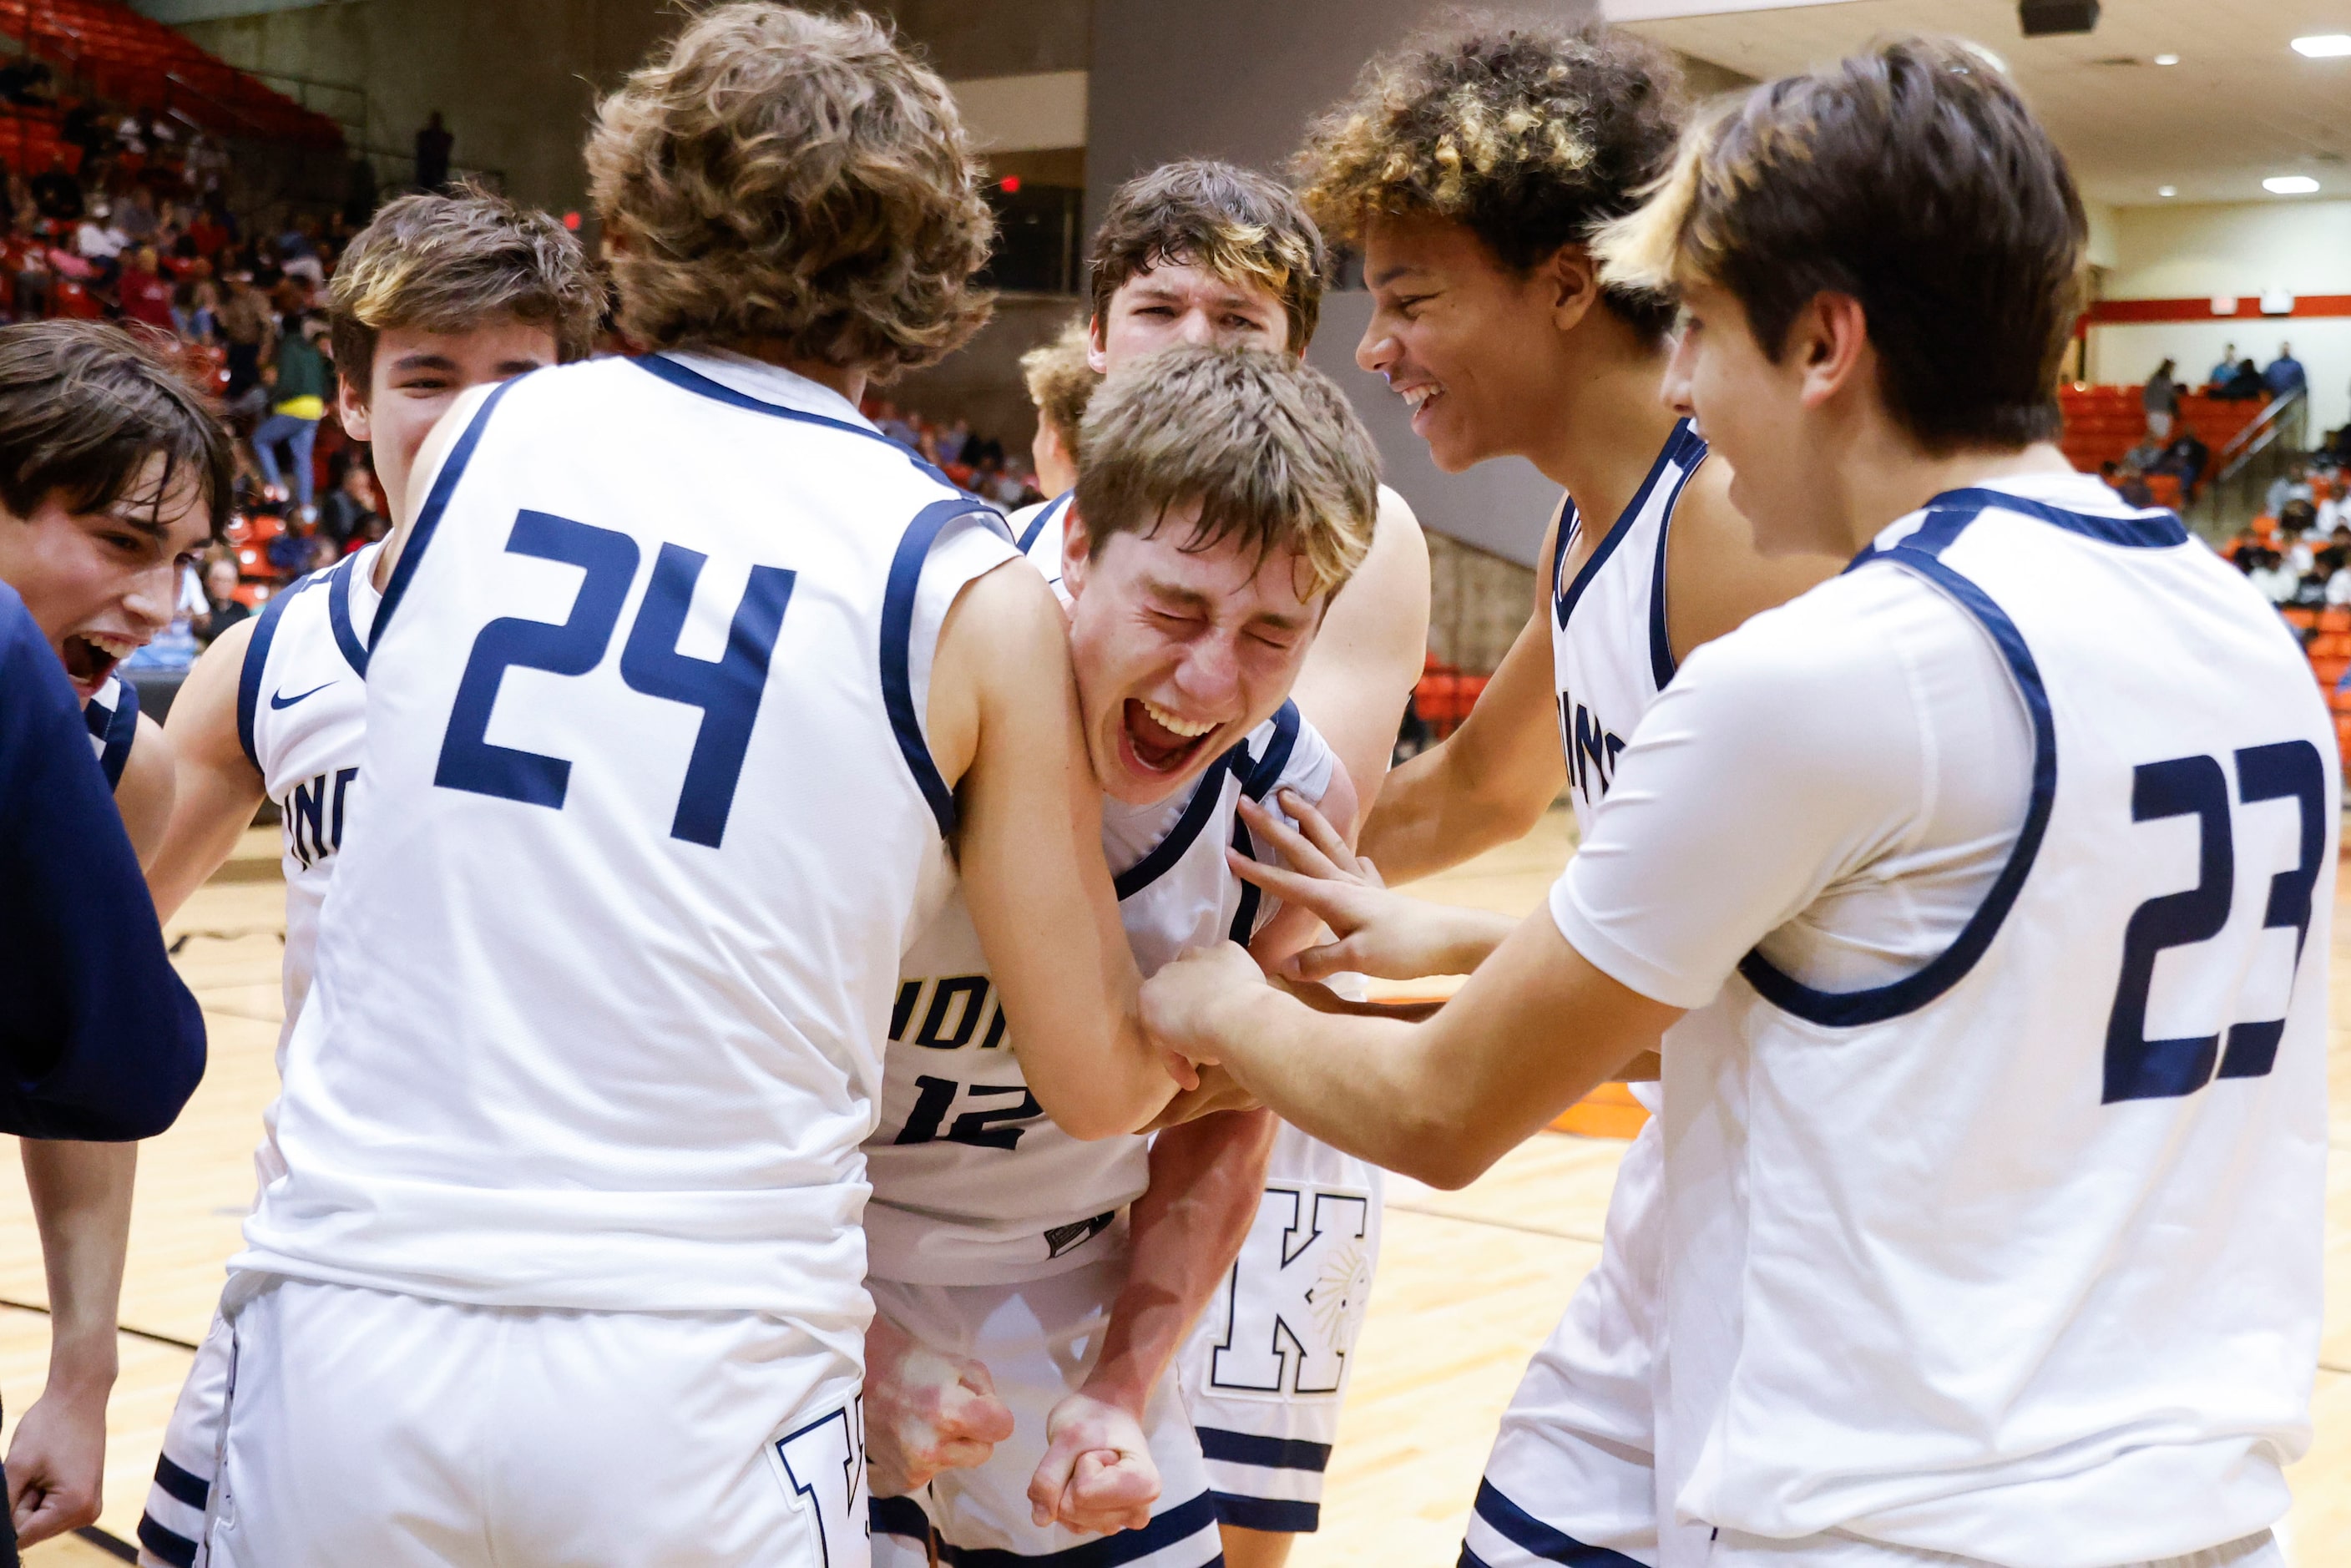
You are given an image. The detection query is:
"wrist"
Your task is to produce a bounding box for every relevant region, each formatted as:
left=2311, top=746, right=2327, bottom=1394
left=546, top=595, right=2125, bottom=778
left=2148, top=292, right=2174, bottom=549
left=1075, top=1360, right=1154, bottom=1422
left=1440, top=908, right=1518, bottom=974
left=42, top=1332, right=118, bottom=1399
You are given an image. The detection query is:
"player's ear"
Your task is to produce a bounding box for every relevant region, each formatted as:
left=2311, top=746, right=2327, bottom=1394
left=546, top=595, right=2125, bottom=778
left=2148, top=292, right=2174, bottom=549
left=1084, top=315, right=1109, bottom=376
left=336, top=375, right=371, bottom=443
left=1544, top=243, right=1600, bottom=335
left=1061, top=511, right=1093, bottom=598
left=1794, top=291, right=1871, bottom=414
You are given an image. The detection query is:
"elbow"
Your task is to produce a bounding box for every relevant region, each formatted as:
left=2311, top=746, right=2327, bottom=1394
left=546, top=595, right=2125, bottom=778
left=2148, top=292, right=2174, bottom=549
left=1393, top=1106, right=1505, bottom=1191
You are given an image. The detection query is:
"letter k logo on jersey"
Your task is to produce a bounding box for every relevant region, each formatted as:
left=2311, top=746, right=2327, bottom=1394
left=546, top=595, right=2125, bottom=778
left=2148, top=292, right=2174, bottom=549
left=1204, top=1187, right=1373, bottom=1397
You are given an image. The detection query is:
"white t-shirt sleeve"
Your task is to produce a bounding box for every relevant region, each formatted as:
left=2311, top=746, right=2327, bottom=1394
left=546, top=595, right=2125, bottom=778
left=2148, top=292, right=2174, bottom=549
left=1550, top=573, right=2031, bottom=1010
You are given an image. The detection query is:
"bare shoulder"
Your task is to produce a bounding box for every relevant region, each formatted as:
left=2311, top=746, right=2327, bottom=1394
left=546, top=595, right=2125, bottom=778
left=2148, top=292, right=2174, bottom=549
left=1663, top=458, right=1844, bottom=660
left=167, top=617, right=262, bottom=769
left=928, top=554, right=1072, bottom=788
left=116, top=711, right=178, bottom=865
left=1347, top=485, right=1433, bottom=631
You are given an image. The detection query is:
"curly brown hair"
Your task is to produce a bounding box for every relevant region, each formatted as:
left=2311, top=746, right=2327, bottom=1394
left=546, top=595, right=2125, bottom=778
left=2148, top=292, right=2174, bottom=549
left=1088, top=161, right=1325, bottom=356
left=1019, top=316, right=1099, bottom=458
left=585, top=3, right=994, bottom=376
left=1076, top=346, right=1379, bottom=604
left=1294, top=22, right=1686, bottom=338
left=330, top=184, right=602, bottom=399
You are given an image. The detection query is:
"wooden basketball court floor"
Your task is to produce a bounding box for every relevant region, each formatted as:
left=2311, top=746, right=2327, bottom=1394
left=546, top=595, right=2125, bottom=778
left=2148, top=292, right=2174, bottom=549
left=7, top=810, right=2351, bottom=1564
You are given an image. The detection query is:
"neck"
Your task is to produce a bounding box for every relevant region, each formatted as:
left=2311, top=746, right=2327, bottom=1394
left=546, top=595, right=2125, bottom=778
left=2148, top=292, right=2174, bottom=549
left=734, top=337, right=867, bottom=408
left=1818, top=418, right=2075, bottom=557
left=1528, top=316, right=1683, bottom=534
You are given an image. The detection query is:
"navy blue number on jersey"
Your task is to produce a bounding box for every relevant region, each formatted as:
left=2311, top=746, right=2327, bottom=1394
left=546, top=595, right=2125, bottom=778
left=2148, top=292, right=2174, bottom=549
left=2105, top=740, right=2323, bottom=1102
left=887, top=974, right=1045, bottom=1149
left=434, top=511, right=795, bottom=848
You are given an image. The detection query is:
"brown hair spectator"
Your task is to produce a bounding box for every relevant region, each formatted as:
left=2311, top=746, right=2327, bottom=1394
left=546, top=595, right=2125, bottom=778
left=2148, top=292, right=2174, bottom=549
left=1088, top=161, right=1325, bottom=356
left=1075, top=345, right=1379, bottom=604
left=1598, top=36, right=2088, bottom=453
left=1019, top=316, right=1100, bottom=460
left=329, top=184, right=602, bottom=398
left=0, top=320, right=232, bottom=537
left=584, top=2, right=994, bottom=376
left=1296, top=23, right=1686, bottom=341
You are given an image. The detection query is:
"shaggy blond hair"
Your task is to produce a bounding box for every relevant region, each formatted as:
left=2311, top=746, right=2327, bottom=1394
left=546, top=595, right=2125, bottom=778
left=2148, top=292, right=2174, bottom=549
left=585, top=3, right=993, bottom=374
left=1019, top=316, right=1099, bottom=458
left=329, top=185, right=602, bottom=398
left=1075, top=346, right=1378, bottom=604
left=1088, top=161, right=1324, bottom=356
left=1294, top=23, right=1684, bottom=337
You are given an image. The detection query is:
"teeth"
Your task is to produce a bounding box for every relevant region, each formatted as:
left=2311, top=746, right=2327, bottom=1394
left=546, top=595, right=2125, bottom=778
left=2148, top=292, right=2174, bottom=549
left=1403, top=386, right=1438, bottom=411
left=78, top=632, right=138, bottom=659
left=1140, top=699, right=1216, bottom=738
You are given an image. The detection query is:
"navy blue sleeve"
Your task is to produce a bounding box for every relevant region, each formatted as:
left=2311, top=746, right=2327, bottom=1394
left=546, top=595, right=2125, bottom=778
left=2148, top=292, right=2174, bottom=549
left=0, top=583, right=205, bottom=1140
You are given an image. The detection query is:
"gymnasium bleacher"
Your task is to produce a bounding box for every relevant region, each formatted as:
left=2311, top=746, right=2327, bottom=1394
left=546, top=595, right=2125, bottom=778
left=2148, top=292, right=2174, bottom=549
left=0, top=0, right=341, bottom=149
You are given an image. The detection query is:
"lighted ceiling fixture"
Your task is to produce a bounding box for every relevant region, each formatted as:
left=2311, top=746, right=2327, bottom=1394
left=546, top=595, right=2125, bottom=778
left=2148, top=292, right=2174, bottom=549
left=2152, top=53, right=2179, bottom=65
left=2158, top=185, right=2177, bottom=197
left=2290, top=34, right=2351, bottom=57
left=2264, top=175, right=2322, bottom=195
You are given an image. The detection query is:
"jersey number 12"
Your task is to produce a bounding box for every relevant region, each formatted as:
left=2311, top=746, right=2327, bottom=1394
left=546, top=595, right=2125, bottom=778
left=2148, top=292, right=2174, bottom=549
left=435, top=509, right=794, bottom=849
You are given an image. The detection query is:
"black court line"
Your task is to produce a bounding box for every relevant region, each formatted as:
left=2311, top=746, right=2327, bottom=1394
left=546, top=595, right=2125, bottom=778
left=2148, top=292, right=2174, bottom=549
left=74, top=1525, right=137, bottom=1560
left=0, top=1297, right=202, bottom=1353
left=1383, top=1201, right=1605, bottom=1247
left=166, top=928, right=286, bottom=955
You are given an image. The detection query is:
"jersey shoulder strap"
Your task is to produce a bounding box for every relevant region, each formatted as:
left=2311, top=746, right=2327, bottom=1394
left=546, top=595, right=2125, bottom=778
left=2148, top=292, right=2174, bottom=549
left=88, top=675, right=137, bottom=791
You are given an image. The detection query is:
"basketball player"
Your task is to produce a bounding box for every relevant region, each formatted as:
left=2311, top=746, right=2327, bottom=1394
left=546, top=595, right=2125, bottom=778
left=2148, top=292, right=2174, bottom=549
left=203, top=9, right=1173, bottom=1564
left=863, top=344, right=1378, bottom=1568
left=133, top=187, right=599, bottom=1568
left=1018, top=317, right=1093, bottom=501
left=1149, top=38, right=2325, bottom=1567
left=0, top=321, right=227, bottom=1552
left=1004, top=161, right=1428, bottom=1567
left=1236, top=26, right=1840, bottom=1566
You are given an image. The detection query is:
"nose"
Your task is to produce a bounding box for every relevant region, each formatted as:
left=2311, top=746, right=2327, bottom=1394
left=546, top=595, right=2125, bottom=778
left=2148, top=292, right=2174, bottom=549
left=1177, top=307, right=1219, bottom=348
left=121, top=561, right=177, bottom=633
left=1660, top=331, right=1697, bottom=418
left=1170, top=631, right=1242, bottom=711
left=1357, top=320, right=1397, bottom=376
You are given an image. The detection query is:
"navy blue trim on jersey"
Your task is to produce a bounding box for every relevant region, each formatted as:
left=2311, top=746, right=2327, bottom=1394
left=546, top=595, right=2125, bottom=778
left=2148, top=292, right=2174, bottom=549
left=869, top=1494, right=933, bottom=1544
left=1212, top=1492, right=1318, bottom=1533
left=883, top=499, right=1012, bottom=839
left=149, top=1453, right=207, bottom=1510
left=1018, top=492, right=1071, bottom=556
left=925, top=1490, right=1222, bottom=1565
left=236, top=568, right=320, bottom=773
left=1114, top=744, right=1246, bottom=900
left=1738, top=541, right=2058, bottom=1028
left=1226, top=701, right=1303, bottom=943
left=371, top=376, right=522, bottom=652
left=1863, top=487, right=2187, bottom=565
left=1462, top=1480, right=1644, bottom=1566
left=1196, top=1428, right=1331, bottom=1473
left=632, top=353, right=963, bottom=489
left=87, top=675, right=137, bottom=790
left=1554, top=417, right=1701, bottom=631
left=138, top=1512, right=198, bottom=1568
left=325, top=552, right=370, bottom=675
left=1645, top=430, right=1706, bottom=688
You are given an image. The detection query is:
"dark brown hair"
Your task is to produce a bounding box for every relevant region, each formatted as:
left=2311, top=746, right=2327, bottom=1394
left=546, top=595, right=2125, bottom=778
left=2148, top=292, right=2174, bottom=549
left=1295, top=22, right=1686, bottom=341
left=1088, top=160, right=1325, bottom=356
left=1599, top=37, right=2087, bottom=453
left=0, top=321, right=232, bottom=536
left=330, top=185, right=602, bottom=399
left=585, top=2, right=994, bottom=376
left=1075, top=345, right=1378, bottom=602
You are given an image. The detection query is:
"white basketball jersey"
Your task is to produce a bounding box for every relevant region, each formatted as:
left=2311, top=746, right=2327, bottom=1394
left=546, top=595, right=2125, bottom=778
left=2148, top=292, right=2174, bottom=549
left=865, top=700, right=1335, bottom=1285
left=85, top=670, right=136, bottom=789
left=237, top=352, right=1019, bottom=1333
left=1550, top=417, right=1706, bottom=828
left=1658, top=481, right=2333, bottom=1563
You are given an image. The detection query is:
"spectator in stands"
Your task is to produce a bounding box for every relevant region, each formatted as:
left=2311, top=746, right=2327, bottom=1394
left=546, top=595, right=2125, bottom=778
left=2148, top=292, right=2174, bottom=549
left=253, top=314, right=331, bottom=518
left=187, top=200, right=230, bottom=262
left=872, top=398, right=916, bottom=447
left=116, top=186, right=158, bottom=245
left=1019, top=316, right=1095, bottom=499
left=265, top=511, right=330, bottom=578
left=218, top=270, right=273, bottom=403
left=2207, top=344, right=2238, bottom=388
left=8, top=211, right=50, bottom=322
left=28, top=156, right=78, bottom=225
left=2154, top=426, right=2209, bottom=493
left=278, top=223, right=325, bottom=291
left=195, top=558, right=248, bottom=645
left=318, top=459, right=381, bottom=550
left=172, top=276, right=220, bottom=343
left=2142, top=359, right=2178, bottom=439
left=0, top=58, right=51, bottom=107
left=2242, top=545, right=2297, bottom=604
left=117, top=246, right=174, bottom=331
left=72, top=205, right=125, bottom=284
left=2268, top=463, right=2316, bottom=519
left=415, top=110, right=453, bottom=192
left=2215, top=357, right=2266, bottom=401
left=2264, top=342, right=2308, bottom=398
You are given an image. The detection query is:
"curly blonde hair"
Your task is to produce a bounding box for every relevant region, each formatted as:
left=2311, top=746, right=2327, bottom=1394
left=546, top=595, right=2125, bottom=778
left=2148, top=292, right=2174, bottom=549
left=585, top=3, right=994, bottom=375
left=1294, top=23, right=1684, bottom=337
left=1019, top=316, right=1099, bottom=458
left=1076, top=346, right=1379, bottom=604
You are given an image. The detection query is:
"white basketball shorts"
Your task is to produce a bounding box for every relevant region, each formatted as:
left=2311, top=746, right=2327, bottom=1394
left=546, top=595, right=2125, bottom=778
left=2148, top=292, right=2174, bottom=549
left=1695, top=1528, right=2286, bottom=1568
left=867, top=1258, right=1222, bottom=1568
left=201, top=1275, right=866, bottom=1568
left=1464, top=1110, right=1664, bottom=1568
left=1174, top=1123, right=1382, bottom=1534
left=137, top=1312, right=232, bottom=1568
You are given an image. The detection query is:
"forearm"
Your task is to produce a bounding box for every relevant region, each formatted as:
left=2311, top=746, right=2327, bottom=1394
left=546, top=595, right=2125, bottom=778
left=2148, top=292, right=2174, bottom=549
left=1082, top=1110, right=1277, bottom=1416
left=1359, top=723, right=1560, bottom=886
left=20, top=1140, right=132, bottom=1394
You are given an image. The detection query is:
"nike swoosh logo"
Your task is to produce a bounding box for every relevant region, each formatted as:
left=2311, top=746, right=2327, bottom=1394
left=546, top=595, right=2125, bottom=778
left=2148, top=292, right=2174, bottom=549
left=269, top=681, right=336, bottom=710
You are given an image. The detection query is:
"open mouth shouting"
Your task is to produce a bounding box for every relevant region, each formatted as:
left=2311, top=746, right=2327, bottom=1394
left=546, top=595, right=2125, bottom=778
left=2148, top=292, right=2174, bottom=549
left=59, top=628, right=140, bottom=700
left=1120, top=695, right=1226, bottom=782
left=1397, top=379, right=1445, bottom=438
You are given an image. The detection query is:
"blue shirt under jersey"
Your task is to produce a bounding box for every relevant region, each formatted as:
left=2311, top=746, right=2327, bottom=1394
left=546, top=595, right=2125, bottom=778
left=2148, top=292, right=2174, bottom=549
left=0, top=580, right=205, bottom=1139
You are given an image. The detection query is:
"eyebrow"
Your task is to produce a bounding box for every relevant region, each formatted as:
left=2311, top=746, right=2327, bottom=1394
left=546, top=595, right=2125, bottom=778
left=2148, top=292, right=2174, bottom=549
left=1128, top=281, right=1272, bottom=316
left=388, top=352, right=461, bottom=373
left=1368, top=262, right=1431, bottom=289
left=99, top=506, right=169, bottom=542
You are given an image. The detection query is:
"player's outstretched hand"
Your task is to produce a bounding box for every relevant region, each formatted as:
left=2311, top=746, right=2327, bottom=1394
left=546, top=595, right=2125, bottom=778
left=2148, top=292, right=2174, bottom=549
left=1139, top=939, right=1268, bottom=1073
left=1230, top=790, right=1514, bottom=981
left=863, top=1311, right=1017, bottom=1498
left=6, top=1383, right=106, bottom=1545
left=1028, top=1391, right=1160, bottom=1535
